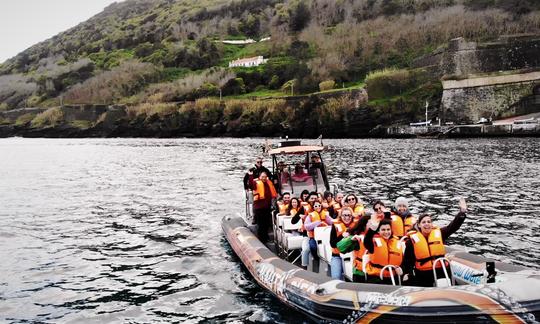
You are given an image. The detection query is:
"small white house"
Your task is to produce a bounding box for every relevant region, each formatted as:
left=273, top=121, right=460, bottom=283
left=221, top=39, right=256, bottom=45
left=229, top=56, right=268, bottom=68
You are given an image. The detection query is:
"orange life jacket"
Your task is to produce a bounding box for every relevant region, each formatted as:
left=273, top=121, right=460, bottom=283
left=331, top=221, right=354, bottom=255
left=333, top=202, right=342, bottom=216
left=391, top=213, right=417, bottom=237
left=278, top=203, right=289, bottom=214
left=253, top=179, right=277, bottom=201
left=353, top=234, right=366, bottom=271
left=306, top=211, right=327, bottom=238
left=409, top=226, right=446, bottom=271
left=289, top=207, right=298, bottom=216
left=366, top=235, right=403, bottom=277
left=300, top=202, right=312, bottom=214
left=353, top=204, right=364, bottom=216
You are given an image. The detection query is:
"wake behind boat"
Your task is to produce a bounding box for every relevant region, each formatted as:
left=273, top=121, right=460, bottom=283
left=222, top=140, right=540, bottom=323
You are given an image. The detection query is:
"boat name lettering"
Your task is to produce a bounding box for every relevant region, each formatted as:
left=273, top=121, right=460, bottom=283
left=257, top=263, right=280, bottom=289
left=365, top=293, right=410, bottom=306
left=451, top=261, right=482, bottom=285
left=289, top=279, right=317, bottom=295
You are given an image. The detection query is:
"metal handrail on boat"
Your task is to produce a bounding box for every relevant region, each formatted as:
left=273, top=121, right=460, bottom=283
left=433, top=257, right=453, bottom=287
left=380, top=265, right=402, bottom=286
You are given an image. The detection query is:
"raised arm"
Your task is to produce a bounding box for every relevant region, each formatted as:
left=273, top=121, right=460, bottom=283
left=441, top=197, right=467, bottom=241
left=303, top=214, right=322, bottom=231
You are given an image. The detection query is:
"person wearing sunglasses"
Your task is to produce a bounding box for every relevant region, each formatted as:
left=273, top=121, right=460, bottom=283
left=292, top=192, right=319, bottom=270
left=329, top=207, right=356, bottom=279
left=372, top=200, right=392, bottom=221
left=243, top=157, right=272, bottom=192
left=304, top=201, right=332, bottom=272
left=343, top=194, right=365, bottom=218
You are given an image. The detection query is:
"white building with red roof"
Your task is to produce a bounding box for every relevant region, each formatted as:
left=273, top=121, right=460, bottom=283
left=228, top=56, right=268, bottom=68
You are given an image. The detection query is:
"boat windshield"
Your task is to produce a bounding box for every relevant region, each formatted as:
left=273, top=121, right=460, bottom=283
left=272, top=150, right=329, bottom=195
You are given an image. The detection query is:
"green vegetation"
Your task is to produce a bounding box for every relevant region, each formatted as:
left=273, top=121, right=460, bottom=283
left=0, top=0, right=538, bottom=132
left=69, top=120, right=93, bottom=129
left=15, top=113, right=36, bottom=126
left=30, top=108, right=64, bottom=128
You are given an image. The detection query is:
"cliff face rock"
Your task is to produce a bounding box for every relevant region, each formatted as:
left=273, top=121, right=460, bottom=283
left=414, top=35, right=540, bottom=78
left=413, top=35, right=540, bottom=123
left=441, top=72, right=540, bottom=123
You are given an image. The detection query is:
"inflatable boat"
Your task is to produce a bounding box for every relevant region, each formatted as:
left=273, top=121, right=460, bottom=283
left=224, top=140, right=540, bottom=322
left=222, top=216, right=540, bottom=322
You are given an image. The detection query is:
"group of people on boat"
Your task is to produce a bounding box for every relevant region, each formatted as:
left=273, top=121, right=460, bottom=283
left=244, top=157, right=468, bottom=287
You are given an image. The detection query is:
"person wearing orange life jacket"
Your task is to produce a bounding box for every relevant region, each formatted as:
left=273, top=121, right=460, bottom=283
left=322, top=191, right=338, bottom=219
left=402, top=198, right=468, bottom=287
left=286, top=198, right=300, bottom=217
left=277, top=192, right=291, bottom=214
left=304, top=200, right=333, bottom=272
left=248, top=172, right=277, bottom=243
left=329, top=207, right=356, bottom=279
left=291, top=192, right=318, bottom=270
left=363, top=213, right=405, bottom=284
left=390, top=197, right=417, bottom=237
left=344, top=194, right=365, bottom=218
left=332, top=192, right=344, bottom=217
left=337, top=208, right=372, bottom=282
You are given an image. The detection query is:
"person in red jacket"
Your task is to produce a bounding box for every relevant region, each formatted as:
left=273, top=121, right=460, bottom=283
left=249, top=171, right=277, bottom=243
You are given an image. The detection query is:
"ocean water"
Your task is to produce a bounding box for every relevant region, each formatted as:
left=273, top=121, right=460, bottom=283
left=1, top=137, right=539, bottom=323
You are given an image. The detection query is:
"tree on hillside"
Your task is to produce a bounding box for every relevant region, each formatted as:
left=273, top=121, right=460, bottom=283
left=289, top=1, right=311, bottom=32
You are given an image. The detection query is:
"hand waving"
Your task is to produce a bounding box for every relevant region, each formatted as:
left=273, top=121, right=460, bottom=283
left=459, top=197, right=467, bottom=213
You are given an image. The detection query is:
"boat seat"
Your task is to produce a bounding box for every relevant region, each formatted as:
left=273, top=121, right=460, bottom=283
left=281, top=217, right=303, bottom=252
left=284, top=233, right=304, bottom=250
left=274, top=215, right=289, bottom=253
left=314, top=226, right=332, bottom=263
left=341, top=252, right=354, bottom=281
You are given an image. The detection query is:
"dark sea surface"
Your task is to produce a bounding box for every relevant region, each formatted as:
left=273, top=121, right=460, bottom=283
left=1, top=137, right=539, bottom=323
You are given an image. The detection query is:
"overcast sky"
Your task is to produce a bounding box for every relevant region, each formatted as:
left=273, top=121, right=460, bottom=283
left=0, top=0, right=126, bottom=63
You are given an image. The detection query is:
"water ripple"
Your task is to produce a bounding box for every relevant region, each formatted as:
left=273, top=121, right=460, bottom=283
left=0, top=137, right=538, bottom=323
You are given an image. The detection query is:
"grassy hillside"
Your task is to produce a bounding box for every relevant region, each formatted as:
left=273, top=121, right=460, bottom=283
left=0, top=0, right=539, bottom=111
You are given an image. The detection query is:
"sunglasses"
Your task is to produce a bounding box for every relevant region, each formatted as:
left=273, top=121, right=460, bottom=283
left=256, top=161, right=262, bottom=164
left=347, top=198, right=356, bottom=201
left=342, top=213, right=352, bottom=217
left=375, top=206, right=383, bottom=211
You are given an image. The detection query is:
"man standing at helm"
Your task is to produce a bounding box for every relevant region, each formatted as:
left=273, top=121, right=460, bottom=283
left=249, top=172, right=277, bottom=243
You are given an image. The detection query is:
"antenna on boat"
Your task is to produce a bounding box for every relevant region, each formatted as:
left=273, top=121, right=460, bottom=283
left=317, top=134, right=323, bottom=146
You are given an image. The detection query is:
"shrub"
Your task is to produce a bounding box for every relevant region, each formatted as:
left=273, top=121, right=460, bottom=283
left=31, top=107, right=64, bottom=127
left=15, top=113, right=37, bottom=126
left=142, top=67, right=235, bottom=103
left=281, top=79, right=298, bottom=94
left=70, top=120, right=93, bottom=129
left=128, top=102, right=179, bottom=118
left=195, top=98, right=223, bottom=132
left=64, top=61, right=159, bottom=104
left=319, top=80, right=335, bottom=92
left=0, top=103, right=8, bottom=111
left=366, top=68, right=429, bottom=100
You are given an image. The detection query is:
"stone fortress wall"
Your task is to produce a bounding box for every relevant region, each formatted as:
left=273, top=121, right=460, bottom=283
left=414, top=35, right=540, bottom=123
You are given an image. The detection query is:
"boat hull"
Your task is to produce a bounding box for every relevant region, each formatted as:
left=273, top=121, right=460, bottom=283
left=222, top=216, right=540, bottom=323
